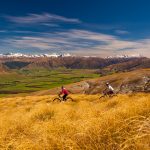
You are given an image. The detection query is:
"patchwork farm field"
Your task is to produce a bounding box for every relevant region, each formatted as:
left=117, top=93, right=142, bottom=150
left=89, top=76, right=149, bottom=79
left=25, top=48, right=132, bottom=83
left=0, top=68, right=99, bottom=97
left=0, top=93, right=149, bottom=149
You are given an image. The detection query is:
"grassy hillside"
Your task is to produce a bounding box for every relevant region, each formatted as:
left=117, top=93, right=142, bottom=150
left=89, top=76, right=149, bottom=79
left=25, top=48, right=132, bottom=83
left=34, top=69, right=150, bottom=95
left=0, top=68, right=149, bottom=97
left=0, top=68, right=99, bottom=97
left=0, top=57, right=149, bottom=97
left=0, top=93, right=149, bottom=149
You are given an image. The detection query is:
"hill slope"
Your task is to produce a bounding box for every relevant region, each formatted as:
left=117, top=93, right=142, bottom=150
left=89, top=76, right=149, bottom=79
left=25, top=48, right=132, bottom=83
left=0, top=93, right=149, bottom=149
left=103, top=57, right=150, bottom=72
left=34, top=69, right=150, bottom=95
left=1, top=57, right=149, bottom=70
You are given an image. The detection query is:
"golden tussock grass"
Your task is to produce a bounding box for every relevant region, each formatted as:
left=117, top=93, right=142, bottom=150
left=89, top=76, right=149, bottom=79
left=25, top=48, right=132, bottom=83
left=0, top=93, right=149, bottom=150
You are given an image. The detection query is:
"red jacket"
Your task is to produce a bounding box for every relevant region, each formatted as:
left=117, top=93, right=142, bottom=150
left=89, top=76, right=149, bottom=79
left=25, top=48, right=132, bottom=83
left=60, top=88, right=69, bottom=95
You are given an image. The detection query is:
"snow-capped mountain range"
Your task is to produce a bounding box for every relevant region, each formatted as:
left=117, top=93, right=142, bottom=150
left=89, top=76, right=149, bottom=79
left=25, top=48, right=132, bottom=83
left=105, top=54, right=143, bottom=59
left=0, top=53, right=72, bottom=58
left=0, top=52, right=143, bottom=58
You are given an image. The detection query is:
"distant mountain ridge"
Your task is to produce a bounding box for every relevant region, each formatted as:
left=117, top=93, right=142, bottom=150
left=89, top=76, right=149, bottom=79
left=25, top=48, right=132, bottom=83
left=0, top=56, right=149, bottom=71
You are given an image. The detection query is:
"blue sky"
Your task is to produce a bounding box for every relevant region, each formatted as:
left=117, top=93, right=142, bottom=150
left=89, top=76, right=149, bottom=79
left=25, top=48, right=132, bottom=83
left=0, top=0, right=150, bottom=57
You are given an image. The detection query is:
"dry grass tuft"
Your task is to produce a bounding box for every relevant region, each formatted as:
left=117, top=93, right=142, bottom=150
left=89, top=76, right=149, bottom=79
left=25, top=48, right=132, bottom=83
left=0, top=93, right=149, bottom=149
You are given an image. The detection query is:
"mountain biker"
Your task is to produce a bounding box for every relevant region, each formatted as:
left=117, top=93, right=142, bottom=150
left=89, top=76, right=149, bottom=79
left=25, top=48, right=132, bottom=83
left=105, top=82, right=114, bottom=95
left=59, top=86, right=69, bottom=101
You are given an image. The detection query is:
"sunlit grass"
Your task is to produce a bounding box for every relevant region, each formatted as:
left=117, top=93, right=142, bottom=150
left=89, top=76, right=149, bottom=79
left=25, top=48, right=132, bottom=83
left=0, top=93, right=149, bottom=149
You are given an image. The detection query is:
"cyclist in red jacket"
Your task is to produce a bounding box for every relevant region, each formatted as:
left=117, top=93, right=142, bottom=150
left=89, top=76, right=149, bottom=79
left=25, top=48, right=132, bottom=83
left=59, top=86, right=69, bottom=101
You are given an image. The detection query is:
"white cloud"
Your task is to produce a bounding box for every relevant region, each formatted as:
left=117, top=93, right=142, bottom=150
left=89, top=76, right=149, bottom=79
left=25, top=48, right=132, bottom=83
left=115, top=30, right=130, bottom=35
left=4, top=13, right=81, bottom=24
left=0, top=30, right=7, bottom=33
left=0, top=29, right=150, bottom=57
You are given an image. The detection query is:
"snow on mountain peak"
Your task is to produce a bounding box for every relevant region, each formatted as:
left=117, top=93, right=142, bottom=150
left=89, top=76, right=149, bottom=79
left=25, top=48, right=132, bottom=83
left=0, top=53, right=72, bottom=58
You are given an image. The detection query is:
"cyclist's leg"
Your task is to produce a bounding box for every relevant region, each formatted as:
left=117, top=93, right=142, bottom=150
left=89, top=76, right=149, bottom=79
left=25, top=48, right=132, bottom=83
left=63, top=94, right=68, bottom=101
left=108, top=90, right=114, bottom=97
left=100, top=90, right=106, bottom=99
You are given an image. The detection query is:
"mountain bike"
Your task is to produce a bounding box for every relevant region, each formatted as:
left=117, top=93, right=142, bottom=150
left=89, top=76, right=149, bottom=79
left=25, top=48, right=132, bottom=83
left=99, top=83, right=126, bottom=99
left=99, top=89, right=117, bottom=99
left=53, top=94, right=74, bottom=102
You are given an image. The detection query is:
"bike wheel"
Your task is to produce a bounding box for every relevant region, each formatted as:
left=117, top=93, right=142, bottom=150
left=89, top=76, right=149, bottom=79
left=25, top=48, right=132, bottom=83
left=99, top=95, right=107, bottom=99
left=110, top=94, right=118, bottom=98
left=53, top=98, right=61, bottom=103
left=66, top=97, right=74, bottom=102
